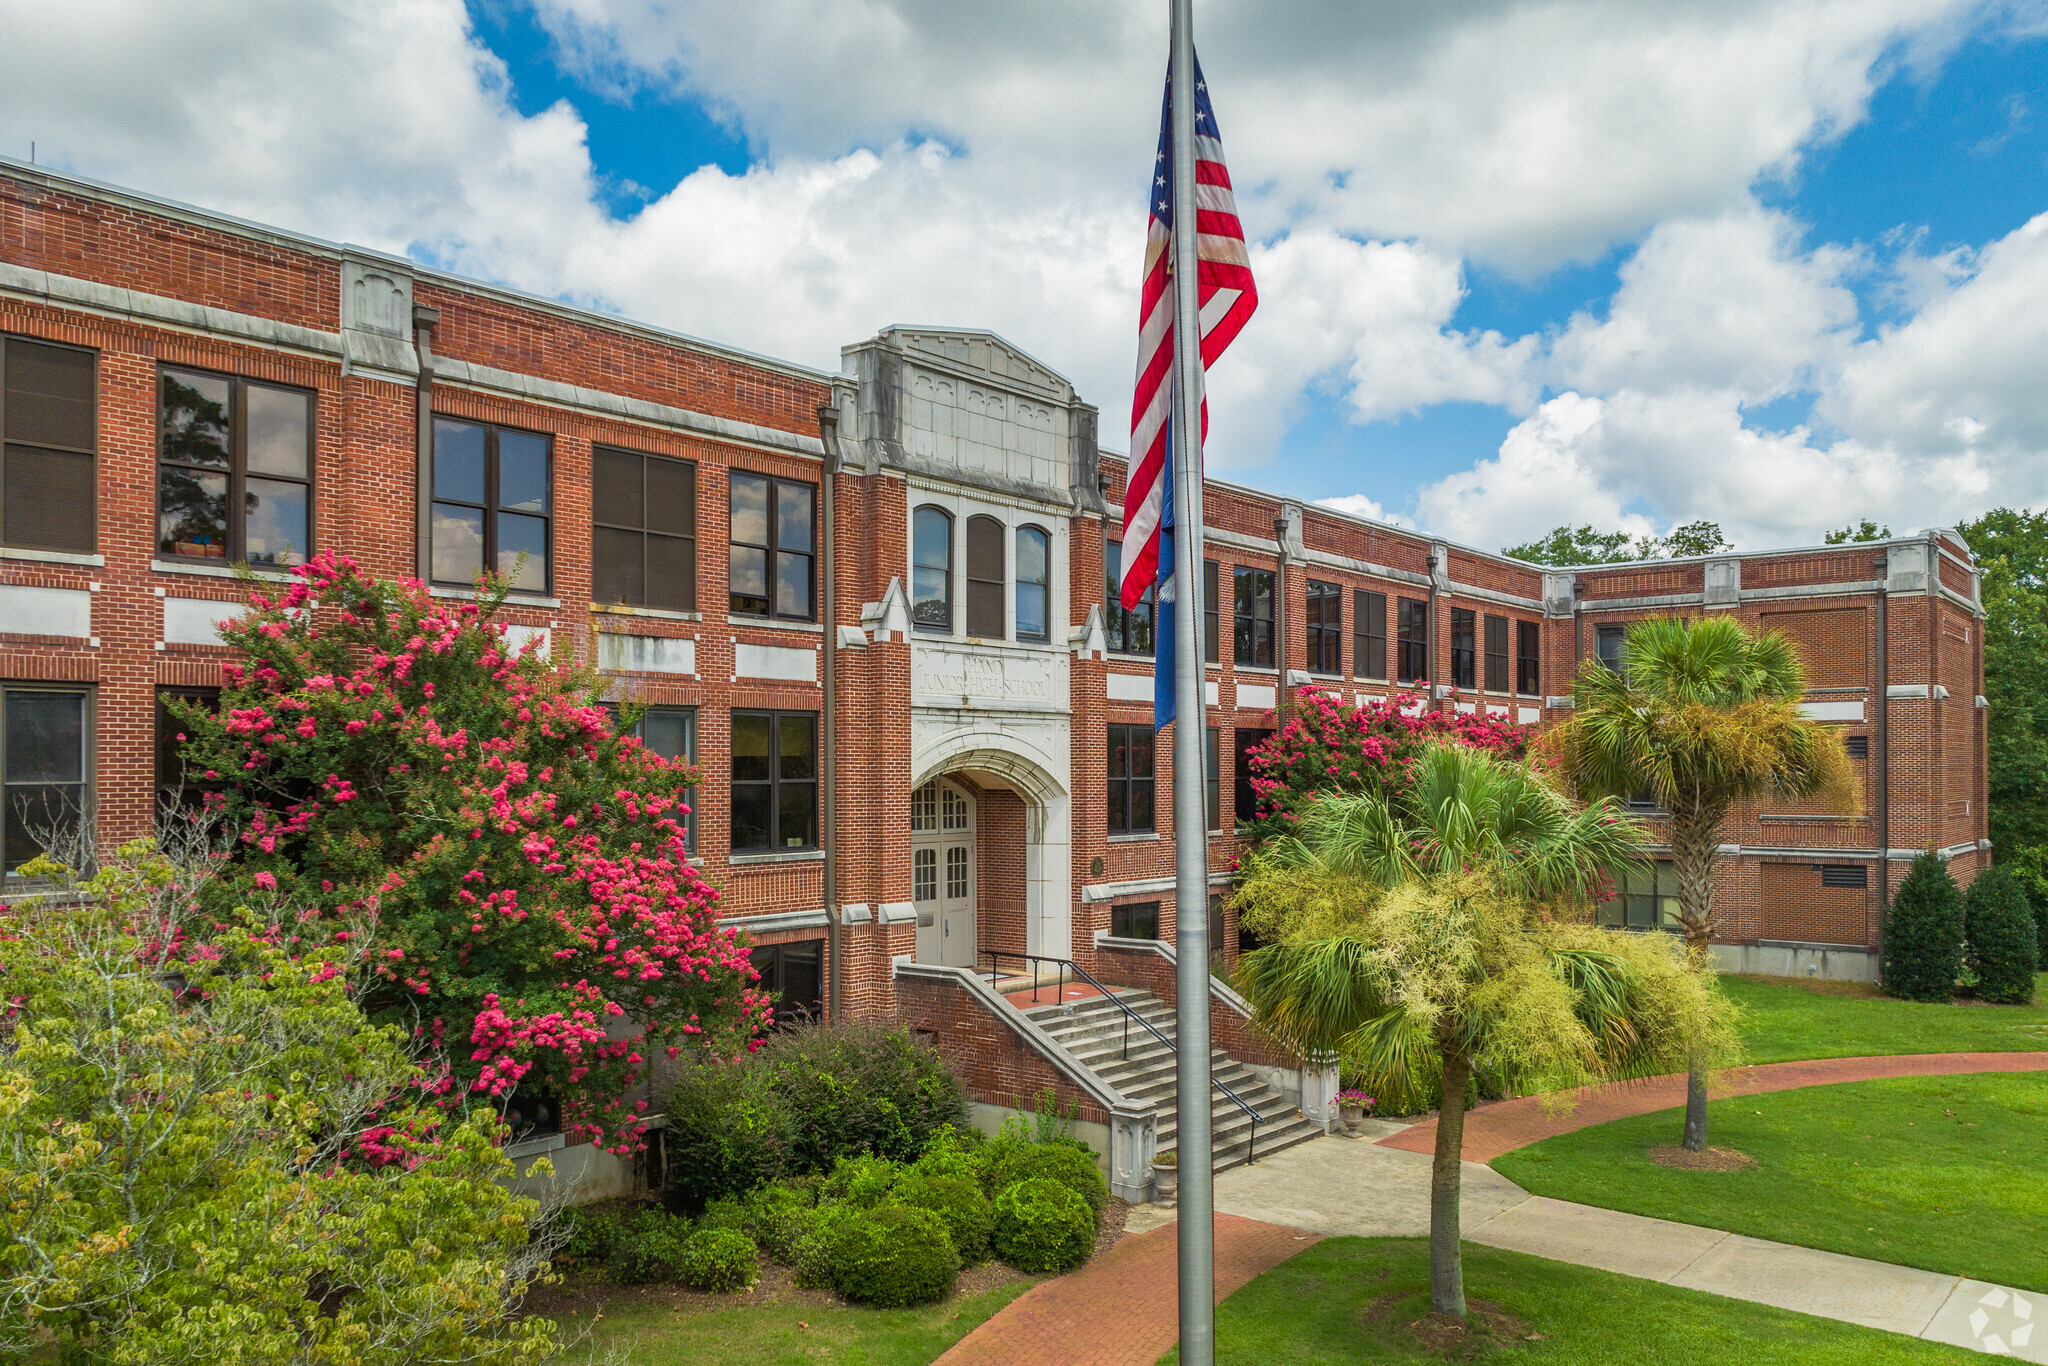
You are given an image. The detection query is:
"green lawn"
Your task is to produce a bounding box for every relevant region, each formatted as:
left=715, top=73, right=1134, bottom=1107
left=1726, top=972, right=2048, bottom=1063
left=1168, top=1237, right=1982, bottom=1365
left=563, top=1274, right=1036, bottom=1365
left=1494, top=1073, right=2048, bottom=1292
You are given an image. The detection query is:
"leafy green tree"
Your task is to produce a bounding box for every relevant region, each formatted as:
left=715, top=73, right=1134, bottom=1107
left=1957, top=510, right=2048, bottom=931
left=1549, top=616, right=1854, bottom=1151
left=1963, top=866, right=2037, bottom=1004
left=1504, top=524, right=1655, bottom=565
left=1824, top=518, right=1891, bottom=544
left=1661, top=520, right=1732, bottom=557
left=1234, top=745, right=1735, bottom=1317
left=0, top=842, right=559, bottom=1364
left=1506, top=521, right=1730, bottom=564
left=1884, top=852, right=1965, bottom=1002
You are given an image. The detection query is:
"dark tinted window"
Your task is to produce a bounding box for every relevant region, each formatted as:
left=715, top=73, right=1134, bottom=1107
left=1451, top=609, right=1476, bottom=690
left=911, top=506, right=951, bottom=631
left=1111, top=900, right=1160, bottom=939
left=1306, top=580, right=1342, bottom=674
left=3, top=688, right=88, bottom=875
left=1484, top=615, right=1509, bottom=692
left=1516, top=620, right=1541, bottom=695
left=731, top=711, right=817, bottom=852
left=159, top=367, right=313, bottom=568
left=1397, top=598, right=1430, bottom=684
left=3, top=337, right=96, bottom=554
left=1597, top=624, right=1627, bottom=674
left=592, top=447, right=696, bottom=611
left=1108, top=723, right=1156, bottom=834
left=1234, top=726, right=1275, bottom=823
left=731, top=474, right=815, bottom=620
left=1233, top=567, right=1274, bottom=667
left=966, top=515, right=1005, bottom=638
left=155, top=686, right=220, bottom=813
left=1106, top=540, right=1155, bottom=655
left=430, top=418, right=547, bottom=591
left=751, top=939, right=825, bottom=1027
left=1017, top=526, right=1050, bottom=641
left=1354, top=589, right=1387, bottom=679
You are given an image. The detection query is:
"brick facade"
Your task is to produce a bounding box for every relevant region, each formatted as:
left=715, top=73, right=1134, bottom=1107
left=0, top=164, right=1991, bottom=1052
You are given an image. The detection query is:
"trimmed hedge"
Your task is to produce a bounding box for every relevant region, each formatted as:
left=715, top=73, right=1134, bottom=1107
left=700, top=1182, right=820, bottom=1264
left=609, top=1209, right=692, bottom=1284
left=791, top=1204, right=858, bottom=1290
left=825, top=1205, right=960, bottom=1307
left=676, top=1227, right=760, bottom=1292
left=894, top=1171, right=994, bottom=1264
left=820, top=1152, right=904, bottom=1210
left=1884, top=851, right=1965, bottom=1002
left=1966, top=867, right=2041, bottom=1004
left=993, top=1178, right=1094, bottom=1274
left=910, top=1125, right=988, bottom=1187
left=988, top=1141, right=1108, bottom=1219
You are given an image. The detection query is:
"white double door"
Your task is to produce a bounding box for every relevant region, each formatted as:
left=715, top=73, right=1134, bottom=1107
left=913, top=836, right=976, bottom=967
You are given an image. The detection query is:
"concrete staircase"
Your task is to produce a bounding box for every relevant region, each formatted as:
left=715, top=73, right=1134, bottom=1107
left=1017, top=987, right=1322, bottom=1173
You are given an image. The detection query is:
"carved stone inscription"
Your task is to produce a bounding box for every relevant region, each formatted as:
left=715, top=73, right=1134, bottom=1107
left=913, top=642, right=1066, bottom=709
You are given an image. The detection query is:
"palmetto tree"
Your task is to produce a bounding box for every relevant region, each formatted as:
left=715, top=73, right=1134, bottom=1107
left=1234, top=744, right=1732, bottom=1317
left=1551, top=615, right=1854, bottom=1150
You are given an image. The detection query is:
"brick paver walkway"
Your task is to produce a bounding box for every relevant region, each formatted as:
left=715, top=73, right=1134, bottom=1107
left=935, top=1213, right=1320, bottom=1366
left=1379, top=1051, right=2048, bottom=1162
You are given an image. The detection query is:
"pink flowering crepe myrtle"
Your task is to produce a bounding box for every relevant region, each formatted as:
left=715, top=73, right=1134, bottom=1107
left=1237, top=685, right=1531, bottom=850
left=170, top=551, right=772, bottom=1157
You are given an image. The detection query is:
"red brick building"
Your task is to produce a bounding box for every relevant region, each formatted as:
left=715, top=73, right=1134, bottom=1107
left=0, top=162, right=1989, bottom=1166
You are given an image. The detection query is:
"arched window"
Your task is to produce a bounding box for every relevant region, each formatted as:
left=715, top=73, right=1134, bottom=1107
left=1016, top=525, right=1050, bottom=641
left=965, top=514, right=1005, bottom=638
left=911, top=506, right=952, bottom=632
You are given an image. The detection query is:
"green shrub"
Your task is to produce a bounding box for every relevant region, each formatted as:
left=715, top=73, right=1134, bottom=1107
left=1966, top=867, right=2041, bottom=1004
left=910, top=1125, right=988, bottom=1186
left=827, top=1205, right=960, bottom=1307
left=988, top=1141, right=1108, bottom=1219
left=758, top=1021, right=967, bottom=1170
left=820, top=1152, right=904, bottom=1210
left=893, top=1171, right=994, bottom=1264
left=553, top=1204, right=623, bottom=1264
left=664, top=1061, right=793, bottom=1206
left=676, top=1227, right=760, bottom=1292
left=993, top=1178, right=1094, bottom=1273
left=608, top=1210, right=692, bottom=1284
left=791, top=1204, right=858, bottom=1290
left=702, top=1183, right=820, bottom=1264
left=1884, top=852, right=1966, bottom=1001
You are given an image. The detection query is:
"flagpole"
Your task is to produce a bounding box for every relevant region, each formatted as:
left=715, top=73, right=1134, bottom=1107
left=1165, top=1, right=1215, bottom=1362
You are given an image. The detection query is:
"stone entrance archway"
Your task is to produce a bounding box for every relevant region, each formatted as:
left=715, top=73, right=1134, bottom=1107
left=910, top=737, right=1071, bottom=964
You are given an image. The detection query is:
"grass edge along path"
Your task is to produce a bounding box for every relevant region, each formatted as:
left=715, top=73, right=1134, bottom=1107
left=1491, top=1072, right=2048, bottom=1294
left=1170, top=1236, right=1989, bottom=1365
left=562, top=1273, right=1039, bottom=1366
left=1379, top=1050, right=2048, bottom=1162
left=1726, top=972, right=2048, bottom=1063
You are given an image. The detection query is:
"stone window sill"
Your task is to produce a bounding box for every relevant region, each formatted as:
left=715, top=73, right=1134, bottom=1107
left=732, top=616, right=824, bottom=635
left=591, top=602, right=702, bottom=622
left=1107, top=831, right=1160, bottom=843
left=5, top=547, right=103, bottom=567
left=729, top=848, right=826, bottom=865
left=430, top=585, right=562, bottom=609
left=152, top=558, right=293, bottom=582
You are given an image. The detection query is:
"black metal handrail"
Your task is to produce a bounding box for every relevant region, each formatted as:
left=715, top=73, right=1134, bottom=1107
left=977, top=949, right=1265, bottom=1164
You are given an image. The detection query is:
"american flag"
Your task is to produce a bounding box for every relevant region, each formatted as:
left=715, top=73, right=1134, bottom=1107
left=1120, top=51, right=1256, bottom=727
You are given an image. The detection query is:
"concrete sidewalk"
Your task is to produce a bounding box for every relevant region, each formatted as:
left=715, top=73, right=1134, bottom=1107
left=1127, top=1129, right=2042, bottom=1361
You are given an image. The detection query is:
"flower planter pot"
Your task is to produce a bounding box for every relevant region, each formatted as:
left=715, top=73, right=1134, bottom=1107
left=1152, top=1164, right=1178, bottom=1202
left=1339, top=1102, right=1365, bottom=1128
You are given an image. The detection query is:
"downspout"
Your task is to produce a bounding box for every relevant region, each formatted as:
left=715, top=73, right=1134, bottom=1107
left=1874, top=555, right=1889, bottom=978
left=1272, top=514, right=1289, bottom=716
left=1572, top=576, right=1585, bottom=669
left=1427, top=550, right=1442, bottom=701
left=816, top=402, right=843, bottom=1023
left=412, top=304, right=439, bottom=578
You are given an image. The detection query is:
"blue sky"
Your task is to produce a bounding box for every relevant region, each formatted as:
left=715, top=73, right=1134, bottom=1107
left=8, top=0, right=2048, bottom=553
left=459, top=2, right=2048, bottom=542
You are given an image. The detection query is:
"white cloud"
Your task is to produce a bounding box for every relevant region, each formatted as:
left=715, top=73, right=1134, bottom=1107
left=3, top=0, right=2043, bottom=553
left=1314, top=493, right=1414, bottom=529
